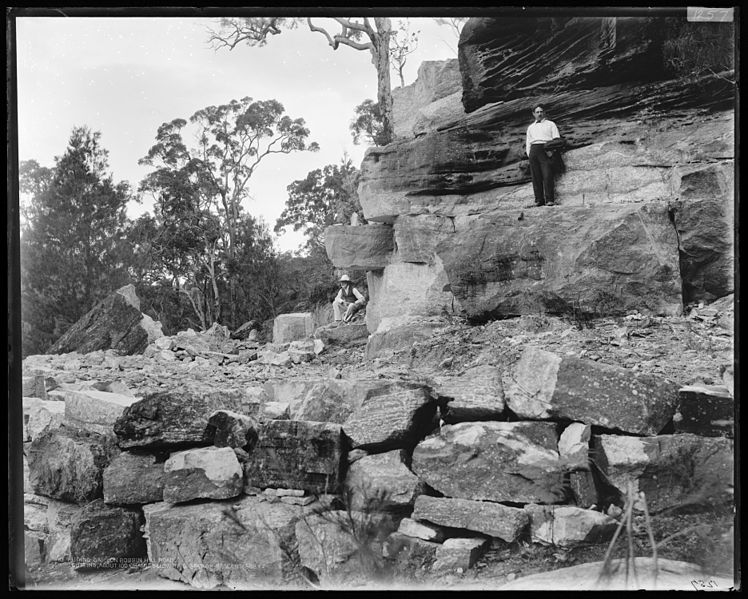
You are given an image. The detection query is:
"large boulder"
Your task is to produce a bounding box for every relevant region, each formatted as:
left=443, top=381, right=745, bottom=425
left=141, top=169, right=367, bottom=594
left=412, top=495, right=529, bottom=542
left=272, top=313, right=315, bottom=343
left=342, top=382, right=439, bottom=452
left=344, top=450, right=425, bottom=510
left=113, top=386, right=258, bottom=449
left=143, top=496, right=305, bottom=589
left=504, top=347, right=680, bottom=435
left=70, top=499, right=147, bottom=570
left=205, top=410, right=259, bottom=449
left=411, top=421, right=567, bottom=504
left=325, top=224, right=394, bottom=270
left=103, top=451, right=165, bottom=505
left=438, top=203, right=683, bottom=320
left=432, top=537, right=489, bottom=572
left=163, top=446, right=244, bottom=504
left=243, top=420, right=345, bottom=494
left=48, top=285, right=161, bottom=355
left=592, top=433, right=734, bottom=512
left=27, top=425, right=120, bottom=503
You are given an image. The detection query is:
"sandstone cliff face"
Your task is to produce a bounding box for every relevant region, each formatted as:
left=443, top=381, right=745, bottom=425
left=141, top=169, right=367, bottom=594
left=327, top=15, right=734, bottom=330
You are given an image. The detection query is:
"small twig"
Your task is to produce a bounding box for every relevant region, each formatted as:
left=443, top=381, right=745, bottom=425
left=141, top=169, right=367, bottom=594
left=640, top=491, right=657, bottom=589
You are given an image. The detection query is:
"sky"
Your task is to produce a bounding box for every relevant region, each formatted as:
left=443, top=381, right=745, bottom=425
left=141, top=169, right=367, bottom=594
left=15, top=15, right=461, bottom=252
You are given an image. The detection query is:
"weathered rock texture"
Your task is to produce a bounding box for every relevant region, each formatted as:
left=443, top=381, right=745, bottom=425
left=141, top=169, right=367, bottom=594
left=325, top=224, right=394, bottom=270
left=592, top=433, right=734, bottom=512
left=433, top=537, right=488, bottom=572
left=504, top=347, right=680, bottom=435
left=525, top=504, right=617, bottom=547
left=114, top=386, right=257, bottom=449
left=412, top=495, right=529, bottom=542
left=412, top=421, right=566, bottom=504
left=430, top=365, right=505, bottom=423
left=163, top=446, right=244, bottom=504
left=70, top=499, right=147, bottom=570
left=439, top=203, right=682, bottom=320
left=392, top=59, right=464, bottom=138
left=23, top=398, right=65, bottom=442
left=103, top=451, right=165, bottom=505
left=143, top=496, right=304, bottom=589
left=344, top=450, right=424, bottom=510
left=48, top=285, right=161, bottom=355
left=243, top=420, right=344, bottom=494
left=342, top=382, right=438, bottom=451
left=205, top=410, right=259, bottom=449
left=28, top=425, right=120, bottom=503
left=65, top=389, right=141, bottom=434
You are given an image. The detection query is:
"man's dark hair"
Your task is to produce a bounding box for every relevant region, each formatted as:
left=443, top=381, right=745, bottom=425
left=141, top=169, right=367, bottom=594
left=532, top=104, right=545, bottom=112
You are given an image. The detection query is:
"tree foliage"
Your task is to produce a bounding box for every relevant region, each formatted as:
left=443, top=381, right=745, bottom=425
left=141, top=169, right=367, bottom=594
left=209, top=16, right=396, bottom=144
left=350, top=99, right=387, bottom=146
left=390, top=20, right=420, bottom=88
left=20, top=127, right=132, bottom=355
left=137, top=97, right=316, bottom=330
left=662, top=19, right=734, bottom=80
left=275, top=157, right=363, bottom=251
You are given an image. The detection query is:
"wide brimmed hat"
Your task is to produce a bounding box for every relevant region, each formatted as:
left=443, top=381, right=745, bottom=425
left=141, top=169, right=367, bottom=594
left=339, top=274, right=351, bottom=282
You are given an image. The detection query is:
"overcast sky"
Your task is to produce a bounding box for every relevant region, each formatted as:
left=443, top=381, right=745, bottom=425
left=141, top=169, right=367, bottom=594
left=15, top=16, right=460, bottom=252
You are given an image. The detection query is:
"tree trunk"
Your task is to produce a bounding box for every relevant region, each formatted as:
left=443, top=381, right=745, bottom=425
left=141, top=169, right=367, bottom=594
left=373, top=17, right=394, bottom=145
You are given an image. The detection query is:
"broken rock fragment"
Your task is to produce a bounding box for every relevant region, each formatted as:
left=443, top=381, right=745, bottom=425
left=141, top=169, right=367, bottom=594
left=504, top=347, right=680, bottom=435
left=411, top=421, right=566, bottom=504
left=163, top=446, right=243, bottom=504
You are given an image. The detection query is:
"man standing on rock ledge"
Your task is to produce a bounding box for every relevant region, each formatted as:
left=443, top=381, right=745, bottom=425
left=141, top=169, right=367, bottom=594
left=526, top=104, right=562, bottom=207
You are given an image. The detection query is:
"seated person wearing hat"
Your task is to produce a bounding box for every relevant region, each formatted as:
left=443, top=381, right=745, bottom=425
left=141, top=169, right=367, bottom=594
left=333, top=275, right=366, bottom=323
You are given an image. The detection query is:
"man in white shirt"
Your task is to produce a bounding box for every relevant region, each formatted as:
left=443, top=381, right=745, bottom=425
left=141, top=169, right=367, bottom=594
left=525, top=105, right=561, bottom=206
left=332, top=274, right=366, bottom=323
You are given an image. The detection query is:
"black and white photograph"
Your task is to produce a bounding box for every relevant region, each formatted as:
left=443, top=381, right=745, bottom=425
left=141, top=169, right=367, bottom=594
left=8, top=6, right=738, bottom=591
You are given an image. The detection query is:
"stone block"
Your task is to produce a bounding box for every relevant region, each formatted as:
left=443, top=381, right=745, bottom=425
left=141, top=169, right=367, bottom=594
left=272, top=313, right=315, bottom=344
left=103, top=451, right=165, bottom=505
left=344, top=449, right=425, bottom=510
left=674, top=384, right=734, bottom=438
left=65, top=389, right=141, bottom=434
left=525, top=504, right=617, bottom=547
left=163, top=446, right=243, bottom=504
left=324, top=223, right=394, bottom=270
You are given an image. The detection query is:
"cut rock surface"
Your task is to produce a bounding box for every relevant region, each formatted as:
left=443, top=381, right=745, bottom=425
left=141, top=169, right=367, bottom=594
left=163, top=446, right=243, bottom=504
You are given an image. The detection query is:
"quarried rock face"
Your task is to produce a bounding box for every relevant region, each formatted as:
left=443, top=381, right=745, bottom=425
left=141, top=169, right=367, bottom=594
left=364, top=317, right=448, bottom=361
left=342, top=382, right=439, bottom=452
left=103, top=451, right=165, bottom=505
left=592, top=433, right=734, bottom=512
left=143, top=497, right=304, bottom=589
left=524, top=504, right=617, bottom=547
left=163, top=446, right=244, bottom=504
left=411, top=421, right=566, bottom=504
left=504, top=347, right=680, bottom=435
left=412, top=495, right=529, bottom=542
left=27, top=425, right=120, bottom=503
left=48, top=285, right=158, bottom=355
left=438, top=203, right=682, bottom=320
left=113, top=386, right=257, bottom=449
left=70, top=499, right=147, bottom=570
left=243, top=420, right=344, bottom=494
left=365, top=260, right=457, bottom=333
left=325, top=224, right=394, bottom=270
left=344, top=450, right=425, bottom=510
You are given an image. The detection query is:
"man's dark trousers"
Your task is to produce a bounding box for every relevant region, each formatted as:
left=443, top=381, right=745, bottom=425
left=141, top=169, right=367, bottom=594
left=529, top=144, right=555, bottom=206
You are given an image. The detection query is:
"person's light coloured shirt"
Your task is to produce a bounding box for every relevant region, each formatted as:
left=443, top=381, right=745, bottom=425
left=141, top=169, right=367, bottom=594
left=335, top=286, right=365, bottom=305
left=526, top=119, right=560, bottom=156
